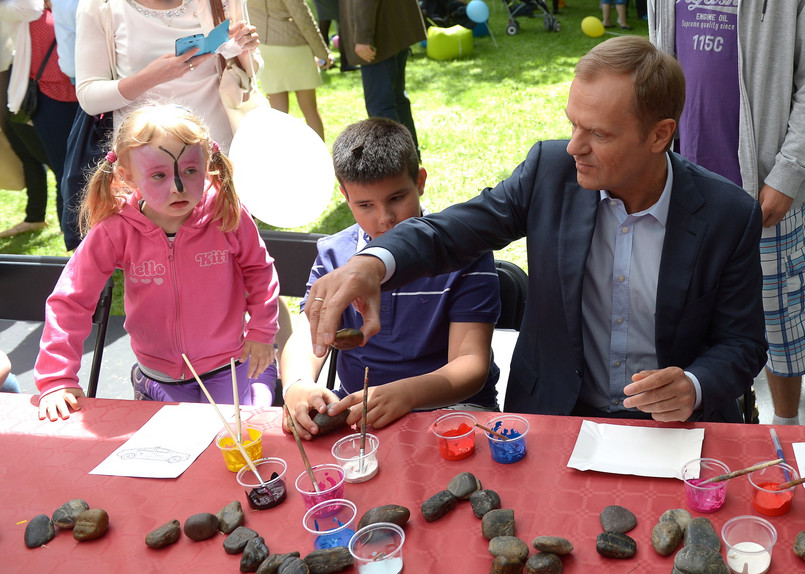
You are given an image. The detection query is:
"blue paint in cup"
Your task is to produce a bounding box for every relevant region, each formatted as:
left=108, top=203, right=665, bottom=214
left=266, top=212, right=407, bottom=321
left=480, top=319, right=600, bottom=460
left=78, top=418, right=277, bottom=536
left=485, top=415, right=529, bottom=464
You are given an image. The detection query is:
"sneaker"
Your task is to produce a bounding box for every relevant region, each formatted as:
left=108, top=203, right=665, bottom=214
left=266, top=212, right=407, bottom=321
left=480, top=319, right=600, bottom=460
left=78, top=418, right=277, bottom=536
left=0, top=220, right=47, bottom=238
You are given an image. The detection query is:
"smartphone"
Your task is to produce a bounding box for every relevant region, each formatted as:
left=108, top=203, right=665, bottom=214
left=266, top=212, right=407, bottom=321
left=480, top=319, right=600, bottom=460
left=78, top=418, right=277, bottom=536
left=175, top=19, right=230, bottom=57
left=175, top=34, right=205, bottom=57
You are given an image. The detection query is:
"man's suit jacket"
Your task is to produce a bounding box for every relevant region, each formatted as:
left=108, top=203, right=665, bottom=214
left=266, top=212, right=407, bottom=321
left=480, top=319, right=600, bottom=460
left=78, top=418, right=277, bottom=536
left=372, top=140, right=767, bottom=422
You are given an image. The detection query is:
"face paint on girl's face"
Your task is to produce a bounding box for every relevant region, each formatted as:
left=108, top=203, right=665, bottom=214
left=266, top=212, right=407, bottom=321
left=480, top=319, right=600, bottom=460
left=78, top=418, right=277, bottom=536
left=123, top=136, right=207, bottom=229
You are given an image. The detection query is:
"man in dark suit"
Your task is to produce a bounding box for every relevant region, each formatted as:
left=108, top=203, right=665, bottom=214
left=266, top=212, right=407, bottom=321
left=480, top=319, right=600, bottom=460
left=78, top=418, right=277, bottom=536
left=305, top=36, right=767, bottom=423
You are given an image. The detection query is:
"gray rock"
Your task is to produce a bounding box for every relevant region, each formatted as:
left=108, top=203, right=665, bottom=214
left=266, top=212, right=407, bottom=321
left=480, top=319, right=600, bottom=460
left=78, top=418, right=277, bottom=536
left=659, top=508, right=692, bottom=533
left=217, top=500, right=245, bottom=534
left=52, top=499, right=89, bottom=529
left=311, top=408, right=351, bottom=436
left=673, top=544, right=729, bottom=574
left=304, top=546, right=353, bottom=573
left=531, top=536, right=573, bottom=555
left=482, top=508, right=515, bottom=540
left=24, top=514, right=56, bottom=548
left=421, top=490, right=458, bottom=522
left=525, top=553, right=563, bottom=574
left=256, top=552, right=301, bottom=574
left=795, top=530, right=805, bottom=560
left=224, top=526, right=259, bottom=554
left=357, top=504, right=410, bottom=529
left=73, top=508, right=109, bottom=541
left=488, top=536, right=529, bottom=562
left=145, top=519, right=181, bottom=549
left=490, top=555, right=524, bottom=574
left=599, top=505, right=637, bottom=533
left=684, top=517, right=720, bottom=552
left=241, top=536, right=270, bottom=572
left=595, top=532, right=636, bottom=559
left=277, top=556, right=310, bottom=574
left=651, top=520, right=682, bottom=556
left=184, top=512, right=219, bottom=541
left=470, top=489, right=501, bottom=519
left=447, top=471, right=482, bottom=499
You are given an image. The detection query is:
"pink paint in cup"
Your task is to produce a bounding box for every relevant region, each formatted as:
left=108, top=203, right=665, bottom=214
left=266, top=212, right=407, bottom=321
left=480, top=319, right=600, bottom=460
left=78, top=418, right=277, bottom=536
left=294, top=464, right=346, bottom=511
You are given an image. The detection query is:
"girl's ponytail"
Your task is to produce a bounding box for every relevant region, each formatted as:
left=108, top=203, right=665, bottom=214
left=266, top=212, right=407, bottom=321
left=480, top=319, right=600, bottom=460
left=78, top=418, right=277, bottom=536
left=78, top=153, right=126, bottom=236
left=209, top=142, right=242, bottom=233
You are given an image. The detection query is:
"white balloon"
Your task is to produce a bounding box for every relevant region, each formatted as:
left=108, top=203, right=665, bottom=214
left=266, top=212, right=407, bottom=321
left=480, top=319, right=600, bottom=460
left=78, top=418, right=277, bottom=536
left=229, top=106, right=334, bottom=228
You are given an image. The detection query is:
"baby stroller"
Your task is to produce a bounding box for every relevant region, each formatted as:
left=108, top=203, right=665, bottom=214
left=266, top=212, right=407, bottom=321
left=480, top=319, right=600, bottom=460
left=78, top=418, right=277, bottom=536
left=419, top=0, right=476, bottom=29
left=502, top=0, right=560, bottom=35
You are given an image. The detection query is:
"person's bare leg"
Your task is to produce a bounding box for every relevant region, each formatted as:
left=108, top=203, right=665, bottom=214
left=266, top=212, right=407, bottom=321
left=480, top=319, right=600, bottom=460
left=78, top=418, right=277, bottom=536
left=601, top=4, right=613, bottom=26
left=295, top=89, right=325, bottom=141
left=616, top=4, right=628, bottom=27
left=268, top=92, right=290, bottom=113
left=767, top=369, right=802, bottom=423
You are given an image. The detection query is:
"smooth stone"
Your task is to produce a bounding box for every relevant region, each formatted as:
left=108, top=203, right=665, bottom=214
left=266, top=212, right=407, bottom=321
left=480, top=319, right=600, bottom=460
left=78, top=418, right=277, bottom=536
left=599, top=505, right=637, bottom=533
left=673, top=544, right=729, bottom=574
left=684, top=517, right=720, bottom=552
left=217, top=500, right=245, bottom=534
left=532, top=536, right=573, bottom=555
left=52, top=499, right=89, bottom=529
left=488, top=536, right=529, bottom=562
left=304, top=546, right=354, bottom=573
left=277, top=556, right=310, bottom=574
left=659, top=508, right=692, bottom=533
left=482, top=508, right=515, bottom=540
left=795, top=530, right=805, bottom=559
left=184, top=513, right=219, bottom=541
left=490, top=555, right=524, bottom=574
left=421, top=490, right=458, bottom=522
left=595, top=532, right=636, bottom=559
left=651, top=520, right=683, bottom=556
left=447, top=471, right=482, bottom=499
left=357, top=504, right=411, bottom=529
left=525, top=552, right=563, bottom=574
left=24, top=514, right=56, bottom=548
left=224, top=526, right=259, bottom=554
left=470, top=489, right=501, bottom=519
left=256, top=552, right=301, bottom=574
left=73, top=508, right=109, bottom=541
left=311, top=408, right=350, bottom=436
left=145, top=519, right=181, bottom=549
left=241, top=536, right=270, bottom=572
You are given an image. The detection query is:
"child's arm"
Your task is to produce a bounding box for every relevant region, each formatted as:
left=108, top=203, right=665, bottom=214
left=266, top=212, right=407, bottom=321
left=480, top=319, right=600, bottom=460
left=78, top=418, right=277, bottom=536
left=38, top=388, right=85, bottom=422
left=327, top=321, right=495, bottom=429
left=239, top=340, right=275, bottom=379
left=280, top=312, right=340, bottom=440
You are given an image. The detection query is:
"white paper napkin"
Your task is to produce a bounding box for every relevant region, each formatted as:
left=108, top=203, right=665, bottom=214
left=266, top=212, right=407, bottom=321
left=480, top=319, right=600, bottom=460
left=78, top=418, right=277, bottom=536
left=567, top=420, right=705, bottom=479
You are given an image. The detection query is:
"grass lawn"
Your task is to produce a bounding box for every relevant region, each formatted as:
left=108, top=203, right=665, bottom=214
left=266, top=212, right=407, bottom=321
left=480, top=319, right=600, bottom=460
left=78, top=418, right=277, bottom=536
left=0, top=1, right=649, bottom=311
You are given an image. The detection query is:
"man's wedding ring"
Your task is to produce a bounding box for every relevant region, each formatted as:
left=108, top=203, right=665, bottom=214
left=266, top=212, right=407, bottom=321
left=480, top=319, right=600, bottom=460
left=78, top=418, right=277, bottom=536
left=313, top=297, right=325, bottom=302
left=189, top=63, right=194, bottom=71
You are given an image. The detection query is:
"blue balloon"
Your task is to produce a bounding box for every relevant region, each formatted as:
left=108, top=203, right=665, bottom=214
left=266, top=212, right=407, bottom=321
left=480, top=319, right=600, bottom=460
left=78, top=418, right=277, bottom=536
left=466, top=0, right=490, bottom=24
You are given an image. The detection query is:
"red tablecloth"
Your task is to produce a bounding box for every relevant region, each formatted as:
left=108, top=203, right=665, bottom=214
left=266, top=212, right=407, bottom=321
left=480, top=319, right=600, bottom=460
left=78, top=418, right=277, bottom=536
left=3, top=393, right=805, bottom=573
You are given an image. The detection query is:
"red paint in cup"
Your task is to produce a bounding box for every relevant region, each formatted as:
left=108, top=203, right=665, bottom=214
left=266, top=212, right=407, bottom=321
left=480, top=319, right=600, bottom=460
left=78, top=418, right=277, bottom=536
left=431, top=412, right=477, bottom=461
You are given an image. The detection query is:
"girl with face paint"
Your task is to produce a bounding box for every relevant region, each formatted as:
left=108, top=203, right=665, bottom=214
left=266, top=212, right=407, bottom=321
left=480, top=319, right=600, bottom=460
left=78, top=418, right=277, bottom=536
left=33, top=104, right=281, bottom=422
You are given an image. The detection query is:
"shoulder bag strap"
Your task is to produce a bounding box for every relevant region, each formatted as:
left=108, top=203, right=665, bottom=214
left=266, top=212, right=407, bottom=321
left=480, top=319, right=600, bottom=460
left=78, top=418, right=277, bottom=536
left=34, top=39, right=58, bottom=81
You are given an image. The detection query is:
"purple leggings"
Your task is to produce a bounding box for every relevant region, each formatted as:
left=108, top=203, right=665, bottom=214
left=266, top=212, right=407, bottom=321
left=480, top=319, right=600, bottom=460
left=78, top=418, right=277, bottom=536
left=131, top=359, right=277, bottom=406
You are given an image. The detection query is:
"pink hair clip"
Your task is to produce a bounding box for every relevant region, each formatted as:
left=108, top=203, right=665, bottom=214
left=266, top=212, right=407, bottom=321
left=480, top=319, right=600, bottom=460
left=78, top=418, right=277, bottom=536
left=105, top=151, right=117, bottom=163
left=210, top=141, right=220, bottom=154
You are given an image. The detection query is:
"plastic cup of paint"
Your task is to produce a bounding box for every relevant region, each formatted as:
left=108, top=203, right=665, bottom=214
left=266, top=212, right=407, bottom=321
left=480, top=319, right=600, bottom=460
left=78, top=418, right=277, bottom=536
left=430, top=412, right=477, bottom=461
left=302, top=498, right=357, bottom=550
left=681, top=458, right=730, bottom=513
left=216, top=425, right=263, bottom=472
left=236, top=457, right=287, bottom=510
left=721, top=515, right=777, bottom=574
left=748, top=461, right=799, bottom=517
left=348, top=522, right=405, bottom=574
left=295, top=464, right=347, bottom=511
left=484, top=414, right=529, bottom=464
left=331, top=433, right=380, bottom=483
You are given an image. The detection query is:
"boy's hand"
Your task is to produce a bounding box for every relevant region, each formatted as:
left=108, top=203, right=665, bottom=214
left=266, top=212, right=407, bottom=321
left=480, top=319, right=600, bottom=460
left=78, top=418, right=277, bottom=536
left=37, top=388, right=85, bottom=421
left=240, top=340, right=275, bottom=379
left=283, top=380, right=339, bottom=440
left=328, top=384, right=413, bottom=429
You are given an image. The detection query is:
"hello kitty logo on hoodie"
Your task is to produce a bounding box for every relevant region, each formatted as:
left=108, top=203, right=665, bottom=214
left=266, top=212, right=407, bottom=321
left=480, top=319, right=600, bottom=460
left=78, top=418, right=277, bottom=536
left=130, top=260, right=166, bottom=285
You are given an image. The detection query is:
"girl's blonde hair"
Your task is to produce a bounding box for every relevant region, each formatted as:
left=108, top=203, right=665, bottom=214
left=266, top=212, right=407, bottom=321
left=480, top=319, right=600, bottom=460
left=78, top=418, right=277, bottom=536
left=79, top=104, right=241, bottom=235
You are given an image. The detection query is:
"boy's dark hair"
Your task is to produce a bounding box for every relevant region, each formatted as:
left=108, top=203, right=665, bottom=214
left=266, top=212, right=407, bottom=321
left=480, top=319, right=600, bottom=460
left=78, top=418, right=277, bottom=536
left=332, top=118, right=420, bottom=189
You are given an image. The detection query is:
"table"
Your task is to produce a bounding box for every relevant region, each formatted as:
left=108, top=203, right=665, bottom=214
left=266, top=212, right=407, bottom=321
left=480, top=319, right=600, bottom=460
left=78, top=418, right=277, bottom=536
left=3, top=393, right=805, bottom=573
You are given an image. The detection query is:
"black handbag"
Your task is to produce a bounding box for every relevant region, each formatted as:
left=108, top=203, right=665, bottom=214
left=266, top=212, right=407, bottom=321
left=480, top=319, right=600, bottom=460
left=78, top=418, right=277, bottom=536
left=60, top=108, right=114, bottom=251
left=10, top=39, right=57, bottom=124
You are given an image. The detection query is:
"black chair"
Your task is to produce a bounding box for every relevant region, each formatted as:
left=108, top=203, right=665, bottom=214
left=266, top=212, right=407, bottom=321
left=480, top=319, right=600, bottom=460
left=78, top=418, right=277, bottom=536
left=259, top=230, right=325, bottom=298
left=0, top=254, right=114, bottom=398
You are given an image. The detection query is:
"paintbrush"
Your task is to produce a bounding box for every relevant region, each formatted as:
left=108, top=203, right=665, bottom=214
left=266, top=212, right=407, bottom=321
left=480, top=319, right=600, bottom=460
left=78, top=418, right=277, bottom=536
left=698, top=458, right=783, bottom=485
left=359, top=367, right=369, bottom=472
left=284, top=404, right=320, bottom=492
left=475, top=422, right=509, bottom=441
left=231, top=358, right=241, bottom=445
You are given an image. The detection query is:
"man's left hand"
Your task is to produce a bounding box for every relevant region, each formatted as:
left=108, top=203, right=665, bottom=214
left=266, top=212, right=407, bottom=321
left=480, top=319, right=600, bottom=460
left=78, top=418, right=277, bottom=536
left=758, top=184, right=793, bottom=228
left=623, top=367, right=695, bottom=422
